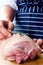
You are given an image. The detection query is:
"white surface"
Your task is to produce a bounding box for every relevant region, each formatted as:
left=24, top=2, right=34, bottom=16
left=0, top=0, right=18, bottom=10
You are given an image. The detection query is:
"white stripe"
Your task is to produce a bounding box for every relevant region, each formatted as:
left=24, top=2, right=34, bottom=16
left=16, top=25, right=29, bottom=26
left=19, top=3, right=25, bottom=6
left=28, top=32, right=43, bottom=37
left=25, top=7, right=27, bottom=12
left=16, top=25, right=43, bottom=27
left=29, top=29, right=43, bottom=32
left=17, top=21, right=43, bottom=23
left=22, top=7, right=24, bottom=12
left=15, top=28, right=43, bottom=32
left=15, top=28, right=29, bottom=30
left=31, top=34, right=43, bottom=36
left=28, top=21, right=43, bottom=23
left=18, top=16, right=43, bottom=19
left=29, top=7, right=31, bottom=12
left=18, top=13, right=43, bottom=15
left=28, top=25, right=43, bottom=27
left=33, top=6, right=35, bottom=12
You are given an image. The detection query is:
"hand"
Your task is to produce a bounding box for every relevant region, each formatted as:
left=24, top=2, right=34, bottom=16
left=0, top=20, right=14, bottom=39
left=33, top=39, right=43, bottom=49
left=0, top=20, right=14, bottom=31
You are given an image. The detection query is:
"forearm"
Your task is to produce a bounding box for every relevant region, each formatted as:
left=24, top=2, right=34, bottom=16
left=0, top=5, right=15, bottom=22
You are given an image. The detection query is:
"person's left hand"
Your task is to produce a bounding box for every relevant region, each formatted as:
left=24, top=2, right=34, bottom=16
left=33, top=39, right=43, bottom=49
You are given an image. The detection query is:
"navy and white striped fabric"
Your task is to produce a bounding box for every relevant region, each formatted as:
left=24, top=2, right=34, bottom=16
left=14, top=0, right=43, bottom=39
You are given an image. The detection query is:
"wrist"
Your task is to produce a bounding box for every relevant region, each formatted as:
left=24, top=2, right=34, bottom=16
left=0, top=5, right=15, bottom=22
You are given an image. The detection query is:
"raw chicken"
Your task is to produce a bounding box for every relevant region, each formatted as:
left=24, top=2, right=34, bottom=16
left=0, top=33, right=41, bottom=64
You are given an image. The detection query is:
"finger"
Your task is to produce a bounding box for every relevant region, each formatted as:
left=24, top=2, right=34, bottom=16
left=0, top=32, right=6, bottom=40
left=8, top=21, right=14, bottom=31
left=0, top=20, right=8, bottom=29
left=36, top=39, right=43, bottom=46
left=40, top=44, right=43, bottom=49
left=41, top=45, right=43, bottom=49
left=0, top=20, right=3, bottom=26
left=2, top=20, right=8, bottom=29
left=0, top=26, right=11, bottom=37
left=33, top=39, right=38, bottom=42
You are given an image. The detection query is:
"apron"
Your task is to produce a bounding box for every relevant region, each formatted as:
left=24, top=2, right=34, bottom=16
left=14, top=0, right=43, bottom=39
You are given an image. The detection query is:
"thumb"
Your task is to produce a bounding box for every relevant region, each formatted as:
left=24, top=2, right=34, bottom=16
left=33, top=39, right=37, bottom=42
left=36, top=39, right=43, bottom=47
left=8, top=21, right=14, bottom=31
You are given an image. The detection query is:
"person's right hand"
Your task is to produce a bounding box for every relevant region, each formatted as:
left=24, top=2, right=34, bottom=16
left=0, top=20, right=14, bottom=40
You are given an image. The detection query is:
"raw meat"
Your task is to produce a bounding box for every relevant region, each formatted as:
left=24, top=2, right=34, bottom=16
left=0, top=33, right=41, bottom=63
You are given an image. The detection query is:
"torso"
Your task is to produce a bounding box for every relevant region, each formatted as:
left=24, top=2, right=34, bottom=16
left=14, top=0, right=43, bottom=39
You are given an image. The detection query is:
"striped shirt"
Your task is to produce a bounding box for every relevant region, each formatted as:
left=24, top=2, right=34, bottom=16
left=14, top=0, right=43, bottom=39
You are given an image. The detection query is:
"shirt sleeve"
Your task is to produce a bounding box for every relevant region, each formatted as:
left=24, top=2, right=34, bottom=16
left=0, top=0, right=18, bottom=11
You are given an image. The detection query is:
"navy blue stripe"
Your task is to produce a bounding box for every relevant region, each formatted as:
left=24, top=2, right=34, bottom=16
left=16, top=26, right=43, bottom=30
left=28, top=31, right=43, bottom=39
left=29, top=22, right=43, bottom=26
left=16, top=26, right=29, bottom=29
left=16, top=21, right=29, bottom=25
left=14, top=30, right=28, bottom=33
left=29, top=27, right=43, bottom=30
left=17, top=18, right=43, bottom=21
left=29, top=35, right=43, bottom=39
left=29, top=30, right=43, bottom=35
